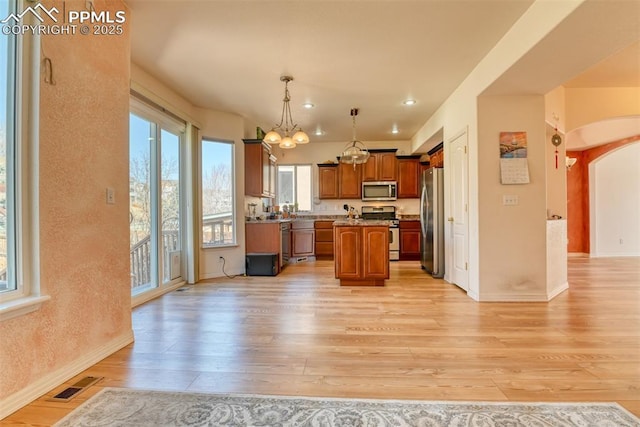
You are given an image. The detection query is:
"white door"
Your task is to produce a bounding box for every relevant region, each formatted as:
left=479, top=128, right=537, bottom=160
left=449, top=131, right=469, bottom=291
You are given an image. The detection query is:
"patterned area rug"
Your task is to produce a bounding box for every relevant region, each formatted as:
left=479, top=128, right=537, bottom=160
left=54, top=388, right=640, bottom=427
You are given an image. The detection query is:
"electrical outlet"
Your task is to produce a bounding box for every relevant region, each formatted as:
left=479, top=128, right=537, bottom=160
left=106, top=187, right=115, bottom=204
left=503, top=195, right=518, bottom=206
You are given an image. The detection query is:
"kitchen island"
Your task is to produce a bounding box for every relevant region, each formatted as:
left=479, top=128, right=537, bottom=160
left=333, top=220, right=390, bottom=286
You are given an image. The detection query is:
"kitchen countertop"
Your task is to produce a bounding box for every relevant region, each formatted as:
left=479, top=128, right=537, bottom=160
left=246, top=215, right=419, bottom=223
left=333, top=219, right=392, bottom=226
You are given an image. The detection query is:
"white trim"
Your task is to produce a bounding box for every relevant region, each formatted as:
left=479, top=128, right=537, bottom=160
left=547, top=282, right=569, bottom=300
left=476, top=292, right=553, bottom=302
left=131, top=280, right=185, bottom=308
left=130, top=80, right=201, bottom=129
left=0, top=330, right=134, bottom=419
left=0, top=295, right=50, bottom=322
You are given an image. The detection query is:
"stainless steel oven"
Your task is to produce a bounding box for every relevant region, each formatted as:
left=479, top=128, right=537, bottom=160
left=388, top=222, right=399, bottom=261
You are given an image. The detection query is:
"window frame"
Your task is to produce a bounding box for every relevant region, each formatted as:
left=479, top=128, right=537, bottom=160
left=200, top=138, right=236, bottom=248
left=0, top=1, right=48, bottom=321
left=277, top=163, right=313, bottom=212
left=129, top=99, right=187, bottom=300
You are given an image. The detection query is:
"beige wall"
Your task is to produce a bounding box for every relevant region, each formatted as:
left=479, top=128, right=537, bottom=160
left=0, top=0, right=132, bottom=415
left=565, top=87, right=640, bottom=131
left=410, top=0, right=637, bottom=300
left=478, top=95, right=548, bottom=300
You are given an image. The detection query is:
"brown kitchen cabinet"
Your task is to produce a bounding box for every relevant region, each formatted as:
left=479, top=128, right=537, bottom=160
left=318, top=164, right=339, bottom=199
left=362, top=149, right=398, bottom=182
left=245, top=222, right=282, bottom=273
left=244, top=139, right=276, bottom=198
left=334, top=224, right=389, bottom=286
left=291, top=220, right=315, bottom=257
left=338, top=162, right=362, bottom=199
left=314, top=220, right=334, bottom=260
left=397, top=156, right=421, bottom=198
left=399, top=220, right=421, bottom=261
left=428, top=142, right=444, bottom=168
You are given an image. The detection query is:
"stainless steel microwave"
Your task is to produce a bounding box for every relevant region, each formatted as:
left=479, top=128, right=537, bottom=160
left=362, top=181, right=397, bottom=201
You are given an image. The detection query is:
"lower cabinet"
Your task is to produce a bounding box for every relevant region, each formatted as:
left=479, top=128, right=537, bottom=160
left=314, top=220, right=334, bottom=260
left=399, top=220, right=421, bottom=261
left=334, top=225, right=389, bottom=286
left=291, top=220, right=315, bottom=258
left=245, top=222, right=282, bottom=273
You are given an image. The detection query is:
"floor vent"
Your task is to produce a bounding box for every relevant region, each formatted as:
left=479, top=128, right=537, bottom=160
left=48, top=376, right=103, bottom=402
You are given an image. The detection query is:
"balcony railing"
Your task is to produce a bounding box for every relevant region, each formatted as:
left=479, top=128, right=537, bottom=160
left=130, top=231, right=180, bottom=291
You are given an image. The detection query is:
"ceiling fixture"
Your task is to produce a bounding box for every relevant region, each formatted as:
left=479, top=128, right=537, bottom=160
left=263, top=75, right=309, bottom=149
left=303, top=102, right=315, bottom=109
left=340, top=108, right=370, bottom=167
left=403, top=99, right=416, bottom=106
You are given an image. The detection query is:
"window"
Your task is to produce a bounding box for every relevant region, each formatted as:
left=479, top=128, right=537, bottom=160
left=0, top=0, right=45, bottom=319
left=129, top=103, right=185, bottom=297
left=277, top=164, right=312, bottom=211
left=201, top=139, right=235, bottom=246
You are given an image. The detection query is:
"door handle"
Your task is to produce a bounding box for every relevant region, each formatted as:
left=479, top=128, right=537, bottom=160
left=448, top=217, right=454, bottom=222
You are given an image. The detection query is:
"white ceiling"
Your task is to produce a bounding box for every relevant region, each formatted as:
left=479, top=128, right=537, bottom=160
left=126, top=1, right=639, bottom=150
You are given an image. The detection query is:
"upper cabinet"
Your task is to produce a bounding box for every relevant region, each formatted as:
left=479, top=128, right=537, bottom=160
left=397, top=155, right=421, bottom=198
left=428, top=142, right=444, bottom=168
left=338, top=162, right=362, bottom=199
left=318, top=162, right=362, bottom=200
left=318, top=149, right=428, bottom=200
left=362, top=149, right=398, bottom=182
left=244, top=139, right=276, bottom=198
left=318, top=163, right=339, bottom=199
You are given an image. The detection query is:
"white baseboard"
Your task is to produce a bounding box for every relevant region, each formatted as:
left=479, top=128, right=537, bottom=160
left=475, top=292, right=551, bottom=302
left=0, top=330, right=134, bottom=420
left=547, top=282, right=569, bottom=300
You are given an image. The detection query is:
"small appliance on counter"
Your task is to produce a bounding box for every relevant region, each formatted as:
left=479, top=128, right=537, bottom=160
left=360, top=206, right=399, bottom=261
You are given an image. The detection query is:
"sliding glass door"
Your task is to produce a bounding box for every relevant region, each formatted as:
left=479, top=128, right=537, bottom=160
left=129, top=108, right=184, bottom=296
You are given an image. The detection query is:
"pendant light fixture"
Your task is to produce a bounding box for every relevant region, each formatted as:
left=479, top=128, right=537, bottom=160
left=263, top=75, right=310, bottom=149
left=340, top=108, right=370, bottom=166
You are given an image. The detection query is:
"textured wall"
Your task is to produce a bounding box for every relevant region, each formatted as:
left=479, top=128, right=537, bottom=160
left=0, top=0, right=131, bottom=402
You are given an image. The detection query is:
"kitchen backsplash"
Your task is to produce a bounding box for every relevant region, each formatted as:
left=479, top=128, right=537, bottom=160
left=245, top=197, right=420, bottom=218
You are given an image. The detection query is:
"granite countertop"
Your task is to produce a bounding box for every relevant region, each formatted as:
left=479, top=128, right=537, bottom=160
left=246, top=215, right=419, bottom=223
left=333, top=219, right=392, bottom=226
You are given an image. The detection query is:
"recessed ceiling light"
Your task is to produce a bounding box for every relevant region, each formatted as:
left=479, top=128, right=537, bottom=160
left=391, top=127, right=399, bottom=134
left=314, top=129, right=324, bottom=136
left=303, top=102, right=315, bottom=109
left=402, top=99, right=416, bottom=106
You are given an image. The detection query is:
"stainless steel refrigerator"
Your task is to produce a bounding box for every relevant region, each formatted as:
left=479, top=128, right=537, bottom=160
left=420, top=168, right=444, bottom=278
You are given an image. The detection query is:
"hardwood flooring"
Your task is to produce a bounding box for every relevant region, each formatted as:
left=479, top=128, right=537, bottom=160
left=3, top=256, right=639, bottom=425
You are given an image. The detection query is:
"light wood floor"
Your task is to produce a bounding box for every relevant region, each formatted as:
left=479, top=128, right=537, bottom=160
left=3, top=257, right=640, bottom=425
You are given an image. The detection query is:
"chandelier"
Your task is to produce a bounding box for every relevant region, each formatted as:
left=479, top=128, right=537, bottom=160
left=263, top=75, right=310, bottom=149
left=340, top=108, right=370, bottom=166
